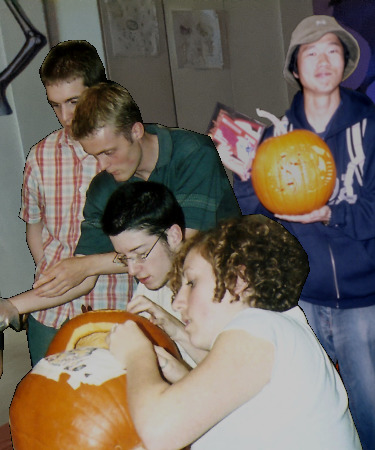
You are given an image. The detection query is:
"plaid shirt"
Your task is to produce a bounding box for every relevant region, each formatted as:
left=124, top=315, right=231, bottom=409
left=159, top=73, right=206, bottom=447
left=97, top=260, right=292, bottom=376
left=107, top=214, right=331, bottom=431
left=20, top=129, right=134, bottom=328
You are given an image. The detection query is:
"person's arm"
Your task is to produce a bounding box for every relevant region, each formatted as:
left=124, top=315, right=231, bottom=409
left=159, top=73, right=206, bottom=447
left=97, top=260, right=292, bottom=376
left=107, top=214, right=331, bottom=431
left=32, top=252, right=127, bottom=297
left=127, top=295, right=207, bottom=364
left=33, top=171, right=123, bottom=297
left=26, top=222, right=44, bottom=265
left=0, top=275, right=97, bottom=332
left=109, top=321, right=274, bottom=450
left=276, top=205, right=331, bottom=224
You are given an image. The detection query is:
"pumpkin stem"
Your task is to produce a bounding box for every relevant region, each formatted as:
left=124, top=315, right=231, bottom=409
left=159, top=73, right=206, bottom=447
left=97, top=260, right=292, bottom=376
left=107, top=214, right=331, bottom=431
left=256, top=108, right=287, bottom=136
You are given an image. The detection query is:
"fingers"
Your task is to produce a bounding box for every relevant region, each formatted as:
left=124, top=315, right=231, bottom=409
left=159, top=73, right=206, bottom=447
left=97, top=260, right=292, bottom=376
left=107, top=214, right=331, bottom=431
left=154, top=346, right=190, bottom=383
left=127, top=295, right=160, bottom=316
left=33, top=277, right=70, bottom=297
left=33, top=273, right=54, bottom=289
left=154, top=345, right=170, bottom=359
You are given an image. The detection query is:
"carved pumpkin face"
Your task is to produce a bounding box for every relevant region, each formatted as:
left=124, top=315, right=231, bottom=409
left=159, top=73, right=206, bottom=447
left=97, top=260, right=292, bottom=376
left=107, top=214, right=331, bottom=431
left=9, top=311, right=181, bottom=450
left=251, top=130, right=336, bottom=215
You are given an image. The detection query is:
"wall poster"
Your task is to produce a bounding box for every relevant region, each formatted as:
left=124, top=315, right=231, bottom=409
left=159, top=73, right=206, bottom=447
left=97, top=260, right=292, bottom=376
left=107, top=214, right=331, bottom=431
left=99, top=0, right=160, bottom=57
left=172, top=9, right=223, bottom=69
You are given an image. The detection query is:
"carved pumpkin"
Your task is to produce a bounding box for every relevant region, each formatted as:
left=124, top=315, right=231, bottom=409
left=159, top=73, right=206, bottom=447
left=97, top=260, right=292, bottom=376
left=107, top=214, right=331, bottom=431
left=251, top=129, right=336, bottom=215
left=9, top=310, right=181, bottom=450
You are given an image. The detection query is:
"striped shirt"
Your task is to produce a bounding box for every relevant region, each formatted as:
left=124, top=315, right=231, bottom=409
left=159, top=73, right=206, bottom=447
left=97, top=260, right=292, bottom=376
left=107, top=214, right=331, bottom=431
left=20, top=129, right=134, bottom=328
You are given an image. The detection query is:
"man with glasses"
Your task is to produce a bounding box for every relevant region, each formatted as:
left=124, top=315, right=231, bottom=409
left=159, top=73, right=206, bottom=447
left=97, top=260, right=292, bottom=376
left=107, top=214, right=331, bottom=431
left=0, top=82, right=239, bottom=365
left=103, top=181, right=207, bottom=367
left=28, top=81, right=240, bottom=300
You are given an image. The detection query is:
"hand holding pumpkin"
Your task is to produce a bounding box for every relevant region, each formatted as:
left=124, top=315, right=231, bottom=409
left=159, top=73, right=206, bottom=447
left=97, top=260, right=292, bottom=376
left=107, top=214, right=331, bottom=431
left=128, top=295, right=185, bottom=341
left=276, top=205, right=331, bottom=224
left=154, top=345, right=190, bottom=383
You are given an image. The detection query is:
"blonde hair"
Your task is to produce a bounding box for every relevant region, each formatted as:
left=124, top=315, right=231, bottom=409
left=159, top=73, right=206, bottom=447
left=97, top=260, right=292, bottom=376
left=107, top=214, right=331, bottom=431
left=72, top=82, right=142, bottom=141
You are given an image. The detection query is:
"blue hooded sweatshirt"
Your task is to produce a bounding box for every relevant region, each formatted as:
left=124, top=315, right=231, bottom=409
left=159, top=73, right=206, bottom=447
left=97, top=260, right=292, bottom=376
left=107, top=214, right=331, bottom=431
left=234, top=87, right=375, bottom=309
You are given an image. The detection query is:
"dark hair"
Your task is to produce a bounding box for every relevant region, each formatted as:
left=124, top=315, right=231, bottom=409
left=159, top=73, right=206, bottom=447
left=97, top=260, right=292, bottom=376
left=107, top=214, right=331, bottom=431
left=102, top=181, right=185, bottom=240
left=289, top=38, right=350, bottom=82
left=170, top=215, right=309, bottom=312
left=40, top=40, right=106, bottom=87
left=71, top=82, right=143, bottom=141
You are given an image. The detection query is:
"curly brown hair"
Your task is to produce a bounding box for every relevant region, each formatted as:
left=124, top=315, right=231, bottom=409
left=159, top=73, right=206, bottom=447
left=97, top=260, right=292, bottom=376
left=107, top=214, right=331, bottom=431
left=170, top=215, right=309, bottom=312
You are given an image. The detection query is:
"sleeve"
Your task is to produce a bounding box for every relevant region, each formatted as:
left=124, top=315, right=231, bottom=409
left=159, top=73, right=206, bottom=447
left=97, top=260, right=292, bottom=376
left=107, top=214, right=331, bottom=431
left=19, top=150, right=43, bottom=224
left=74, top=174, right=118, bottom=255
left=222, top=310, right=277, bottom=346
left=327, top=120, right=375, bottom=240
left=233, top=174, right=262, bottom=215
left=165, top=136, right=241, bottom=231
left=232, top=125, right=276, bottom=216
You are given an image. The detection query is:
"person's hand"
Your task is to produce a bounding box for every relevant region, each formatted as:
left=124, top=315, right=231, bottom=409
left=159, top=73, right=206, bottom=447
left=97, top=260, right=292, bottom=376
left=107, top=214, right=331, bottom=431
left=33, top=256, right=88, bottom=297
left=127, top=295, right=185, bottom=341
left=154, top=345, right=190, bottom=383
left=108, top=320, right=152, bottom=368
left=0, top=299, right=21, bottom=331
left=275, top=205, right=331, bottom=224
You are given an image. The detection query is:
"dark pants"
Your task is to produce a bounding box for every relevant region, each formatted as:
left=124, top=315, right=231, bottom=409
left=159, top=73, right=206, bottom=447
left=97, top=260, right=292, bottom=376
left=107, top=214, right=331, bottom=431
left=27, top=315, right=67, bottom=366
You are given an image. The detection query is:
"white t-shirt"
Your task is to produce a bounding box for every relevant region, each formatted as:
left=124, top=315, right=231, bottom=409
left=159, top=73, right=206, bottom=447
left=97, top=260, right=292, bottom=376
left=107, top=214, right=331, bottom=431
left=133, top=283, right=196, bottom=367
left=193, top=307, right=361, bottom=450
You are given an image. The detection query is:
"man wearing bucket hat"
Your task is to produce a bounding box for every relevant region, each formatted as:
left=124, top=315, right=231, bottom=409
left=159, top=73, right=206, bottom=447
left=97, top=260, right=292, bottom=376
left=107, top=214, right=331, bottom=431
left=234, top=15, right=375, bottom=449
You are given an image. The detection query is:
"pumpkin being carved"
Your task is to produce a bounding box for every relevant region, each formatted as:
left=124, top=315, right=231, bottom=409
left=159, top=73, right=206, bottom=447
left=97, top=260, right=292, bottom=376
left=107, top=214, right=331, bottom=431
left=251, top=129, right=336, bottom=215
left=9, top=310, right=181, bottom=450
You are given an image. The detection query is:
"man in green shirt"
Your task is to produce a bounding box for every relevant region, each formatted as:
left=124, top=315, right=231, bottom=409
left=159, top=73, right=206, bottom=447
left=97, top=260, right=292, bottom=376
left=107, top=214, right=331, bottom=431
left=32, top=82, right=240, bottom=297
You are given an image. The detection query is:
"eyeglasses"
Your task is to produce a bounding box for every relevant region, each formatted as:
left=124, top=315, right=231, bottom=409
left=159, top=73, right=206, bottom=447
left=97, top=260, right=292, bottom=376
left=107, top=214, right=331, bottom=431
left=113, top=231, right=165, bottom=266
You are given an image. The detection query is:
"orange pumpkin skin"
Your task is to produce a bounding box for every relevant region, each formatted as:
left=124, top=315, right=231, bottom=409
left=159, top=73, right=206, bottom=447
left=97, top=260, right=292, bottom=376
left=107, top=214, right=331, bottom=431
left=251, top=130, right=336, bottom=215
left=10, top=311, right=181, bottom=450
left=46, top=309, right=180, bottom=357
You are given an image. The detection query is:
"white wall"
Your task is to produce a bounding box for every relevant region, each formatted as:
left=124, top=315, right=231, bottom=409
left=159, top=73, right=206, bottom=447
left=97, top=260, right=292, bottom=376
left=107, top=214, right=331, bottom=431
left=43, top=0, right=106, bottom=67
left=0, top=0, right=60, bottom=426
left=100, top=0, right=313, bottom=134
left=0, top=0, right=59, bottom=297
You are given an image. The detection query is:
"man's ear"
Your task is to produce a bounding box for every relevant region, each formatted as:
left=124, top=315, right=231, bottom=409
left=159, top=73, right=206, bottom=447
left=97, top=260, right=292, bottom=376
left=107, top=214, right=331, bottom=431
left=293, top=71, right=299, bottom=79
left=166, top=224, right=183, bottom=251
left=131, top=122, right=144, bottom=141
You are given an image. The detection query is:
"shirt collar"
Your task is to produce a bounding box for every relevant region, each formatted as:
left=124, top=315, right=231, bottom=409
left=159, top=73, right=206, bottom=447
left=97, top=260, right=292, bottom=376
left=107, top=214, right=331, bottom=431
left=63, top=128, right=93, bottom=161
left=144, top=124, right=173, bottom=169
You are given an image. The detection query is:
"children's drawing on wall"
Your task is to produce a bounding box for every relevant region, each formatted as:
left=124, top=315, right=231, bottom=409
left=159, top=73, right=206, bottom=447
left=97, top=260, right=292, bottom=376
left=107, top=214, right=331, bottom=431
left=172, top=10, right=223, bottom=69
left=313, top=0, right=375, bottom=102
left=0, top=0, right=46, bottom=116
left=100, top=0, right=159, bottom=57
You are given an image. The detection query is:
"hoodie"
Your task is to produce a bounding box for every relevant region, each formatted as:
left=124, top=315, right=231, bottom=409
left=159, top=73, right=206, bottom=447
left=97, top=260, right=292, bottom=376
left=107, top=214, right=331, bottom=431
left=234, top=87, right=375, bottom=308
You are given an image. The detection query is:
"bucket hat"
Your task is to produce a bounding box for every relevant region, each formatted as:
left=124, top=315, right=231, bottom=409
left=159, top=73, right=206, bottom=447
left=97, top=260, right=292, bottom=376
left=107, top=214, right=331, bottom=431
left=283, top=15, right=360, bottom=88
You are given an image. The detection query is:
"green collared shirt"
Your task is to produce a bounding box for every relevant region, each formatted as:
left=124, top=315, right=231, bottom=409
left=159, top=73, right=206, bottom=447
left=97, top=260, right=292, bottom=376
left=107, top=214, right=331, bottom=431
left=75, top=124, right=240, bottom=255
